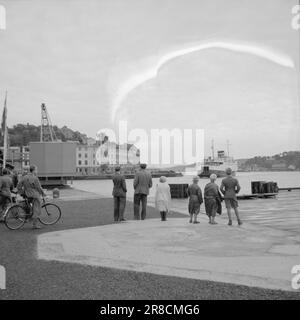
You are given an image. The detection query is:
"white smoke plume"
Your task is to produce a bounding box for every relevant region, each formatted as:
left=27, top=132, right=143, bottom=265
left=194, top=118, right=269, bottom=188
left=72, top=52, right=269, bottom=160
left=111, top=40, right=295, bottom=122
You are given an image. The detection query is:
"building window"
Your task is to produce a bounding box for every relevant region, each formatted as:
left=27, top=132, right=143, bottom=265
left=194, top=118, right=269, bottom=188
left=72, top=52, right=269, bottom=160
left=78, top=153, right=81, bottom=158
left=85, top=153, right=88, bottom=158
left=78, top=160, right=81, bottom=165
left=85, top=160, right=88, bottom=165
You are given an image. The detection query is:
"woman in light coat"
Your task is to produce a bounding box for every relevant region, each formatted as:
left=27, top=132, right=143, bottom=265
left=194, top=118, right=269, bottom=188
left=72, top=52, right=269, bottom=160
left=155, top=176, right=171, bottom=221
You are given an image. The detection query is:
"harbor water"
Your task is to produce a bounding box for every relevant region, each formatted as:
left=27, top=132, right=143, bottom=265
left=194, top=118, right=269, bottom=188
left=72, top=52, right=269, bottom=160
left=72, top=171, right=300, bottom=201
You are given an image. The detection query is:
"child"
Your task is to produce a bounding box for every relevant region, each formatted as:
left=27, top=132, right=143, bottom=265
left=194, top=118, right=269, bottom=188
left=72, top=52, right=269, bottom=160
left=155, top=176, right=171, bottom=221
left=187, top=176, right=203, bottom=224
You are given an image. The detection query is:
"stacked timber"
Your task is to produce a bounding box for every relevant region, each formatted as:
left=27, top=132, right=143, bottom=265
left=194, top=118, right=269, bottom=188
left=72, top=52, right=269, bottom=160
left=169, top=184, right=189, bottom=198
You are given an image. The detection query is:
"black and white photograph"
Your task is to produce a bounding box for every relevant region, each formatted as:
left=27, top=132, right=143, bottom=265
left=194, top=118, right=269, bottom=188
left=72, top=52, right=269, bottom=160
left=0, top=0, right=300, bottom=307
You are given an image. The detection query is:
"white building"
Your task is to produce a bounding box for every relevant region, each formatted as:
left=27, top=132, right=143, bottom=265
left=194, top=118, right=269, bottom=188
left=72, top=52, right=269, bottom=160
left=76, top=144, right=99, bottom=175
left=76, top=142, right=140, bottom=175
left=0, top=145, right=32, bottom=172
left=21, top=146, right=30, bottom=171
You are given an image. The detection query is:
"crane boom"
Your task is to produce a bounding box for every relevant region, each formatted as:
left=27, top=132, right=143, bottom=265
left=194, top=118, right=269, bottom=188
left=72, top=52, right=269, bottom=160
left=40, top=103, right=57, bottom=142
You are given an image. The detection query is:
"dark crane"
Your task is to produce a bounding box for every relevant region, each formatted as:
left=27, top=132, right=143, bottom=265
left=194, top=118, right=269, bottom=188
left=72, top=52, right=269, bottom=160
left=40, top=103, right=57, bottom=142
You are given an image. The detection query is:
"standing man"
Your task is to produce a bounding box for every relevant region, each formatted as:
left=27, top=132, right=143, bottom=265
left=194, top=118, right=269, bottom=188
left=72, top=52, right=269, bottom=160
left=133, top=163, right=152, bottom=220
left=0, top=168, right=13, bottom=222
left=112, top=166, right=127, bottom=222
left=6, top=165, right=19, bottom=188
left=220, top=168, right=242, bottom=226
left=17, top=165, right=46, bottom=229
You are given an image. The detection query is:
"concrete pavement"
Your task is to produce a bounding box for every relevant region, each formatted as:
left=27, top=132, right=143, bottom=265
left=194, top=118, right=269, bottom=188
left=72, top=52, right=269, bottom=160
left=37, top=216, right=300, bottom=292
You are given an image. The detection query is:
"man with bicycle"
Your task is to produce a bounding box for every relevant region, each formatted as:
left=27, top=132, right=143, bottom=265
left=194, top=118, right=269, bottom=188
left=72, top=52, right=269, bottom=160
left=17, top=165, right=46, bottom=229
left=0, top=168, right=13, bottom=223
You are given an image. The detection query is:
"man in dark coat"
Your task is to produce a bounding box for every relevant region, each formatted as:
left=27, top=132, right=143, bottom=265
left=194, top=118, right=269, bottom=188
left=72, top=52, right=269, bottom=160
left=133, top=163, right=152, bottom=220
left=17, top=165, right=46, bottom=229
left=112, top=166, right=127, bottom=222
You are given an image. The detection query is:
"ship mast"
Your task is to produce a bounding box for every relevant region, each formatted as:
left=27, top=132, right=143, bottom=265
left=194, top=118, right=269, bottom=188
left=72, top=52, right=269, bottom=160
left=2, top=91, right=8, bottom=169
left=211, top=139, right=215, bottom=160
left=226, top=140, right=231, bottom=157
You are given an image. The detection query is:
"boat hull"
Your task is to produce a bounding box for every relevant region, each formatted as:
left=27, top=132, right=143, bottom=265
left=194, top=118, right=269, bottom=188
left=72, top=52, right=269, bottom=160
left=198, top=169, right=236, bottom=178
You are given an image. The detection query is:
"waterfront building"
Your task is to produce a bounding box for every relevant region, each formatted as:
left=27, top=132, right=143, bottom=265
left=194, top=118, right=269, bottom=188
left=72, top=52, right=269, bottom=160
left=0, top=146, right=24, bottom=171
left=271, top=162, right=287, bottom=170
left=21, top=146, right=30, bottom=171
left=76, top=142, right=140, bottom=175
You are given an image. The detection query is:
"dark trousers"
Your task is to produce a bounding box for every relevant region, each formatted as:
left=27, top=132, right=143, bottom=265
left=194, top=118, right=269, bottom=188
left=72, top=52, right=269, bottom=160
left=134, top=193, right=147, bottom=220
left=113, top=196, right=126, bottom=221
left=0, top=195, right=11, bottom=220
left=28, top=197, right=42, bottom=218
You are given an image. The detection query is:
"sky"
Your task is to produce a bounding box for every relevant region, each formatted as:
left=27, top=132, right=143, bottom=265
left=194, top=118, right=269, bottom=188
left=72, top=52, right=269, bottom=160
left=0, top=0, right=299, bottom=159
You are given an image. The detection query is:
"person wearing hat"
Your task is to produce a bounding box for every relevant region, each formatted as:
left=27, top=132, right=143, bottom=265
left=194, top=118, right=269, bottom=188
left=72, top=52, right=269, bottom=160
left=204, top=174, right=222, bottom=225
left=112, top=166, right=127, bottom=222
left=17, top=165, right=46, bottom=229
left=187, top=176, right=203, bottom=224
left=133, top=163, right=152, bottom=220
left=155, top=176, right=171, bottom=221
left=220, top=168, right=242, bottom=226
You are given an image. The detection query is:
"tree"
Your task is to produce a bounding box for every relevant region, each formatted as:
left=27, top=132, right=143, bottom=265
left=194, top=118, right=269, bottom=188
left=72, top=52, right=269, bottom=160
left=5, top=123, right=89, bottom=146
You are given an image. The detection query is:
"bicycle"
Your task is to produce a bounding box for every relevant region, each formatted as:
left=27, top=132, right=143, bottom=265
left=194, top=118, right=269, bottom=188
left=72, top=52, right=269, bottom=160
left=3, top=194, right=62, bottom=230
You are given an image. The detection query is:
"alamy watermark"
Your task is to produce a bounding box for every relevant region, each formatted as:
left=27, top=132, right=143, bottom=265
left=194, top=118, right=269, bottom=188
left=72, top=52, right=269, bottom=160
left=95, top=121, right=204, bottom=172
left=291, top=4, right=300, bottom=30
left=0, top=4, right=6, bottom=30
left=291, top=265, right=300, bottom=290
left=0, top=265, right=5, bottom=290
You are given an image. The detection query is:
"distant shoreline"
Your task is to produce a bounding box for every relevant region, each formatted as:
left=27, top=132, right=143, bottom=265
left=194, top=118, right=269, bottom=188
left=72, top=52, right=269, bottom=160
left=237, top=170, right=300, bottom=173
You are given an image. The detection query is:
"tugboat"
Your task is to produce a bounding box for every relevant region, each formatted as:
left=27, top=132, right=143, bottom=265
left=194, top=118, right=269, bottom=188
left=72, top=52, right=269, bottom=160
left=198, top=140, right=238, bottom=178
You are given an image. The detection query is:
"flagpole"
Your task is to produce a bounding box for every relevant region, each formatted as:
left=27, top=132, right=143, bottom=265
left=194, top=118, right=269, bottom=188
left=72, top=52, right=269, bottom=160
left=3, top=127, right=7, bottom=168
left=3, top=91, right=7, bottom=169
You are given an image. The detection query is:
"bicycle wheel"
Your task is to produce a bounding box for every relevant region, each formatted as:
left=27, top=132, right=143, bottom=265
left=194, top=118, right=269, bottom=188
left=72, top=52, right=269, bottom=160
left=4, top=205, right=26, bottom=230
left=39, top=203, right=61, bottom=225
